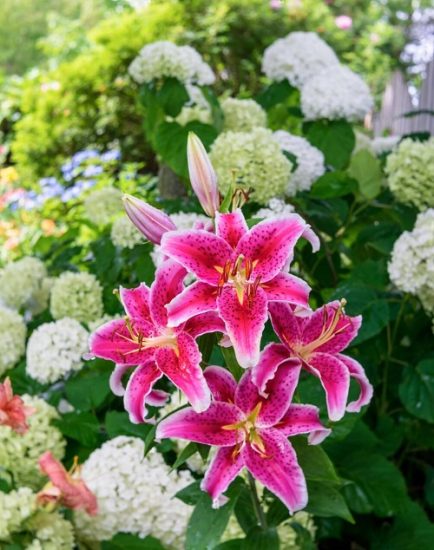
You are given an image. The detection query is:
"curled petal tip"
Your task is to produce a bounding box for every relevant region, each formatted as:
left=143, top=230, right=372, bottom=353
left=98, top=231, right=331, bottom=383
left=123, top=194, right=176, bottom=245
left=187, top=133, right=220, bottom=217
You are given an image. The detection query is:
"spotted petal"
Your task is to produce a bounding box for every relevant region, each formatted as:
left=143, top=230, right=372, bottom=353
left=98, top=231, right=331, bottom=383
left=262, top=273, right=310, bottom=308
left=215, top=210, right=248, bottom=249
left=150, top=259, right=187, bottom=328
left=252, top=342, right=292, bottom=395
left=167, top=282, right=218, bottom=327
left=124, top=362, right=163, bottom=423
left=120, top=284, right=151, bottom=321
left=184, top=311, right=225, bottom=339
left=201, top=446, right=244, bottom=508
left=204, top=365, right=237, bottom=403
left=268, top=302, right=303, bottom=351
left=337, top=354, right=373, bottom=413
left=276, top=404, right=331, bottom=444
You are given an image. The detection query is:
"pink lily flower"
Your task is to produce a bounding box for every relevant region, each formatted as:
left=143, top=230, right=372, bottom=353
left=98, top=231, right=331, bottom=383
left=0, top=377, right=35, bottom=434
left=157, top=364, right=330, bottom=511
left=123, top=194, right=177, bottom=245
left=253, top=301, right=373, bottom=422
left=89, top=260, right=226, bottom=421
left=161, top=209, right=319, bottom=368
left=37, top=451, right=98, bottom=516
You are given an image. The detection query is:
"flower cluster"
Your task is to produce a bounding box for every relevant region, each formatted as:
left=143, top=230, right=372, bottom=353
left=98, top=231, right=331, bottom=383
left=262, top=32, right=339, bottom=87
left=174, top=85, right=212, bottom=126
left=256, top=197, right=295, bottom=219
left=372, top=135, right=400, bottom=156
left=0, top=487, right=36, bottom=540
left=83, top=186, right=123, bottom=225
left=273, top=130, right=325, bottom=194
left=209, top=127, right=293, bottom=205
left=0, top=394, right=65, bottom=488
left=385, top=138, right=434, bottom=210
left=111, top=215, right=144, bottom=249
left=388, top=209, right=434, bottom=314
left=221, top=98, right=267, bottom=132
left=0, top=256, right=50, bottom=313
left=25, top=510, right=75, bottom=550
left=74, top=436, right=194, bottom=548
left=50, top=271, right=103, bottom=323
left=129, top=40, right=215, bottom=86
left=0, top=306, right=26, bottom=375
left=26, top=318, right=89, bottom=383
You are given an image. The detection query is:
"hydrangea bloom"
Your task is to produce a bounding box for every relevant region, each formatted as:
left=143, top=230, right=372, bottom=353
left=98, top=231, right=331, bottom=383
left=273, top=130, right=325, bottom=194
left=0, top=395, right=65, bottom=488
left=25, top=511, right=75, bottom=550
left=83, top=187, right=122, bottom=225
left=74, top=436, right=194, bottom=548
left=385, top=138, right=434, bottom=210
left=388, top=209, right=434, bottom=313
left=209, top=128, right=293, bottom=205
left=50, top=272, right=103, bottom=323
left=221, top=98, right=267, bottom=132
left=0, top=306, right=26, bottom=376
left=262, top=32, right=339, bottom=87
left=0, top=487, right=36, bottom=540
left=372, top=135, right=400, bottom=156
left=256, top=198, right=295, bottom=219
left=301, top=66, right=373, bottom=121
left=0, top=256, right=49, bottom=313
left=129, top=41, right=215, bottom=86
left=111, top=215, right=144, bottom=249
left=26, top=318, right=89, bottom=383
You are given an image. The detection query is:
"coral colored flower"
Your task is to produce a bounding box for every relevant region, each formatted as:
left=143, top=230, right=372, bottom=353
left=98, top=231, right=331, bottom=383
left=253, top=301, right=373, bottom=421
left=187, top=133, right=220, bottom=217
left=37, top=451, right=98, bottom=516
left=161, top=209, right=318, bottom=368
left=157, top=364, right=330, bottom=511
left=89, top=260, right=226, bottom=420
left=0, top=377, right=34, bottom=434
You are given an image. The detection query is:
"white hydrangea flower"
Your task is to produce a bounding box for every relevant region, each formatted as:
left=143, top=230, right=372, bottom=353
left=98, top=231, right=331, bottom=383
left=26, top=510, right=75, bottom=550
left=0, top=306, right=27, bottom=376
left=0, top=256, right=50, bottom=313
left=74, top=436, right=194, bottom=549
left=173, top=84, right=212, bottom=126
left=83, top=187, right=122, bottom=226
left=210, top=127, right=293, bottom=205
left=301, top=65, right=373, bottom=122
left=151, top=212, right=209, bottom=269
left=110, top=215, right=144, bottom=249
left=50, top=271, right=103, bottom=323
left=26, top=318, right=89, bottom=384
left=256, top=198, right=295, bottom=219
left=129, top=41, right=215, bottom=86
left=388, top=209, right=434, bottom=313
left=273, top=130, right=325, bottom=194
left=221, top=98, right=267, bottom=132
left=262, top=32, right=339, bottom=87
left=0, top=395, right=65, bottom=488
left=372, top=136, right=400, bottom=156
left=0, top=487, right=36, bottom=540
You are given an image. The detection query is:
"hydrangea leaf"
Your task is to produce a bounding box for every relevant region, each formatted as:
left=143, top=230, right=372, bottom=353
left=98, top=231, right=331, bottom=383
left=399, top=360, right=434, bottom=423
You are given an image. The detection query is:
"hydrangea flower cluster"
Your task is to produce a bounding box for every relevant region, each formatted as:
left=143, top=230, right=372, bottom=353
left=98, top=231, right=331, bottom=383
left=0, top=256, right=50, bottom=314
left=74, top=436, right=194, bottom=548
left=221, top=98, right=267, bottom=132
left=371, top=135, right=400, bottom=156
left=209, top=127, right=293, bottom=205
left=174, top=84, right=212, bottom=126
left=256, top=197, right=295, bottom=219
left=129, top=41, right=215, bottom=86
left=83, top=186, right=123, bottom=225
left=0, top=394, right=65, bottom=488
left=111, top=215, right=144, bottom=249
left=50, top=271, right=103, bottom=323
left=273, top=130, right=325, bottom=194
left=25, top=510, right=75, bottom=550
left=26, top=318, right=89, bottom=383
left=0, top=487, right=36, bottom=540
left=0, top=306, right=26, bottom=375
left=385, top=138, right=434, bottom=210
left=388, top=209, right=434, bottom=314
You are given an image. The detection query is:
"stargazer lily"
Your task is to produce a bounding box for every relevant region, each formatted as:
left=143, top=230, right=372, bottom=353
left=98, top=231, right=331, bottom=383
left=161, top=209, right=319, bottom=368
left=157, top=364, right=330, bottom=511
left=37, top=451, right=98, bottom=516
left=89, top=260, right=225, bottom=421
left=252, top=301, right=373, bottom=422
left=0, top=377, right=35, bottom=434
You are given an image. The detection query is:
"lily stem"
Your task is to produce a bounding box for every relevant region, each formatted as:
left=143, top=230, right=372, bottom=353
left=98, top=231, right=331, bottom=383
left=247, top=472, right=267, bottom=530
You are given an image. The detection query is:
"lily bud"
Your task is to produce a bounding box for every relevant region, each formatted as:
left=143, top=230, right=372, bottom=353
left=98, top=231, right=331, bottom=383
left=187, top=132, right=220, bottom=217
left=122, top=194, right=176, bottom=245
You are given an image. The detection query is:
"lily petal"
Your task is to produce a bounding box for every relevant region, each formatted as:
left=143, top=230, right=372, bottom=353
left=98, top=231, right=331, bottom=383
left=161, top=230, right=233, bottom=284
left=155, top=332, right=211, bottom=412
left=109, top=364, right=131, bottom=396
left=215, top=210, right=248, bottom=249
left=262, top=273, right=310, bottom=308
left=201, top=446, right=244, bottom=508
left=167, top=281, right=218, bottom=327
left=306, top=352, right=351, bottom=422
left=150, top=260, right=187, bottom=328
left=146, top=389, right=169, bottom=407
left=124, top=362, right=163, bottom=423
left=276, top=404, right=331, bottom=444
left=204, top=365, right=237, bottom=403
left=184, top=311, right=225, bottom=339
left=251, top=342, right=290, bottom=395
left=120, top=284, right=151, bottom=321
left=269, top=302, right=303, bottom=351
left=217, top=286, right=268, bottom=369
left=156, top=402, right=244, bottom=446
left=242, top=429, right=308, bottom=513
left=337, top=354, right=374, bottom=413
left=235, top=215, right=307, bottom=282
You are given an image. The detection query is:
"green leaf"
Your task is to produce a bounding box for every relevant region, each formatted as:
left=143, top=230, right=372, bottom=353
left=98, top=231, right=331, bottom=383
left=292, top=437, right=340, bottom=485
left=348, top=149, right=383, bottom=199
left=171, top=442, right=199, bottom=471
left=234, top=486, right=257, bottom=533
left=399, top=360, right=434, bottom=423
left=201, top=86, right=224, bottom=132
left=425, top=466, right=434, bottom=508
left=185, top=478, right=244, bottom=550
left=175, top=481, right=203, bottom=506
left=241, top=526, right=279, bottom=549
left=305, top=480, right=353, bottom=522
left=143, top=424, right=157, bottom=456
left=102, top=533, right=166, bottom=549
left=310, top=171, right=357, bottom=199
left=221, top=346, right=244, bottom=381
left=215, top=542, right=245, bottom=550
left=256, top=80, right=295, bottom=110
left=105, top=411, right=153, bottom=439
left=305, top=120, right=355, bottom=169
left=53, top=412, right=100, bottom=447
left=64, top=369, right=112, bottom=411
left=156, top=77, right=189, bottom=117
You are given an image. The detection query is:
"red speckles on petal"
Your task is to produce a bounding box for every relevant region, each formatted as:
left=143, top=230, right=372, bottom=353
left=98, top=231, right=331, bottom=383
left=204, top=366, right=237, bottom=403
left=124, top=361, right=162, bottom=423
left=201, top=445, right=245, bottom=508
left=166, top=281, right=218, bottom=327
left=215, top=210, right=249, bottom=249
left=149, top=259, right=187, bottom=328
left=276, top=404, right=331, bottom=445
left=120, top=284, right=152, bottom=322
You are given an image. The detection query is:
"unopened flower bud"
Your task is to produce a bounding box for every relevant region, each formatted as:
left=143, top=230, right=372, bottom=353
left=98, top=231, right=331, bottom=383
left=122, top=194, right=176, bottom=245
left=187, top=133, right=220, bottom=217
